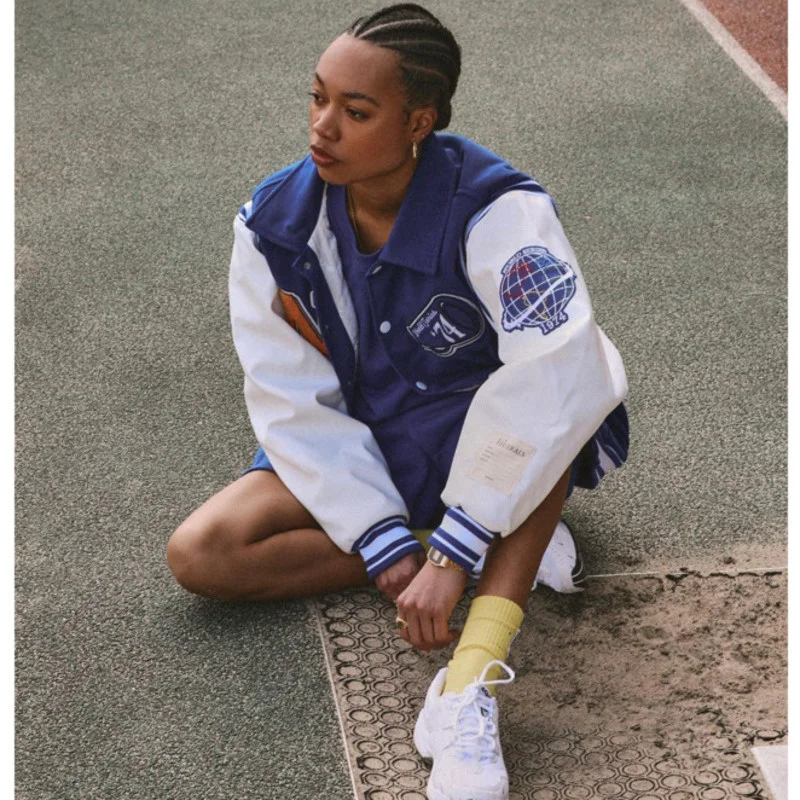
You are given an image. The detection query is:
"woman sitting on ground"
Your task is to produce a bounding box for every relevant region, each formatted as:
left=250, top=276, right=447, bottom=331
left=167, top=5, right=628, bottom=799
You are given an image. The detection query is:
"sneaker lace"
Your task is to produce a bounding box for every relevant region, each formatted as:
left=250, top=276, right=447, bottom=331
left=451, top=660, right=515, bottom=758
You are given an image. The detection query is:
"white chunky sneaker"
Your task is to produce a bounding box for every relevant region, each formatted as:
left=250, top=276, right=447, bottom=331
left=534, top=519, right=585, bottom=593
left=414, top=660, right=515, bottom=800
left=469, top=519, right=585, bottom=594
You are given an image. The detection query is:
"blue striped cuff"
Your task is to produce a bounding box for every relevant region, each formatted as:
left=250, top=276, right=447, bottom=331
left=353, top=516, right=423, bottom=580
left=427, top=506, right=499, bottom=571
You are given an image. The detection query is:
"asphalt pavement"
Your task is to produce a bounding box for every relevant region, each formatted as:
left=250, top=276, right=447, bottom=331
left=16, top=1, right=786, bottom=797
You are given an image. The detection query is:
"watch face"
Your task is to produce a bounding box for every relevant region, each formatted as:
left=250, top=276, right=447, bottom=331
left=427, top=547, right=465, bottom=572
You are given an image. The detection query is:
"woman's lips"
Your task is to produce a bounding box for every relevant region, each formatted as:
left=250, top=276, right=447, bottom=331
left=310, top=146, right=337, bottom=166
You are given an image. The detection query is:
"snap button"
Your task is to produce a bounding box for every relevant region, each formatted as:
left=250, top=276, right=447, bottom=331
left=415, top=381, right=428, bottom=391
left=303, top=261, right=312, bottom=270
left=379, top=321, right=391, bottom=334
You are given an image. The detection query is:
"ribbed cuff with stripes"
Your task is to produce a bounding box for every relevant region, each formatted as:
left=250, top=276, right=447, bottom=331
left=426, top=506, right=499, bottom=571
left=353, top=515, right=425, bottom=580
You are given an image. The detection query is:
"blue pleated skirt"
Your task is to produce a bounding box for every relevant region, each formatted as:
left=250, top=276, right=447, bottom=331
left=567, top=402, right=629, bottom=495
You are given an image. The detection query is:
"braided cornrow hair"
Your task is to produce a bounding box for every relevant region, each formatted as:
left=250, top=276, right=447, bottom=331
left=345, top=3, right=461, bottom=131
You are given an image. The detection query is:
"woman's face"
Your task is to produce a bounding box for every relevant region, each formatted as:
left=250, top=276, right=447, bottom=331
left=309, top=34, right=433, bottom=185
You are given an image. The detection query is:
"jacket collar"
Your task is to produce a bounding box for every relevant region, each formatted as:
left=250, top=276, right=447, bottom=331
left=245, top=133, right=459, bottom=276
left=380, top=133, right=457, bottom=275
left=244, top=158, right=325, bottom=253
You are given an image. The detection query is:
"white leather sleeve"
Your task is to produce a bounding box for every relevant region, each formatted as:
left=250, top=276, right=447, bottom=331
left=228, top=212, right=410, bottom=553
left=441, top=190, right=628, bottom=535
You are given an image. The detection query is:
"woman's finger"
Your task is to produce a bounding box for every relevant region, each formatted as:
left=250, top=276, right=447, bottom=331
left=404, top=609, right=425, bottom=651
left=398, top=626, right=458, bottom=649
left=399, top=566, right=416, bottom=592
left=433, top=612, right=449, bottom=648
left=376, top=576, right=397, bottom=601
left=419, top=614, right=436, bottom=650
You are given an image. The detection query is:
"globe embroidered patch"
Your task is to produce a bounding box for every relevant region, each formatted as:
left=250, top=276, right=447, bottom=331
left=499, top=246, right=577, bottom=334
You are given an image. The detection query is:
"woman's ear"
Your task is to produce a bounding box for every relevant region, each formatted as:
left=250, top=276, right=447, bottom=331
left=410, top=105, right=438, bottom=141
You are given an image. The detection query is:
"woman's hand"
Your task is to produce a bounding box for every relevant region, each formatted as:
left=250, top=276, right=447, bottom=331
left=374, top=551, right=424, bottom=601
left=396, top=562, right=467, bottom=652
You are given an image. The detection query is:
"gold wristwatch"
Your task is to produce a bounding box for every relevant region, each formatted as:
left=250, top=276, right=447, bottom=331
left=427, top=546, right=466, bottom=572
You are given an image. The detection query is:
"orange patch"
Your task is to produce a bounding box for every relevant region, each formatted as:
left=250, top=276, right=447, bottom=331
left=278, top=290, right=329, bottom=357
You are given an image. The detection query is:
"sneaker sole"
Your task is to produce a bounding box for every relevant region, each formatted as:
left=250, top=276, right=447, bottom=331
left=572, top=550, right=586, bottom=587
left=414, top=715, right=448, bottom=800
left=427, top=780, right=507, bottom=800
left=415, top=711, right=509, bottom=800
left=413, top=710, right=433, bottom=759
left=426, top=772, right=508, bottom=800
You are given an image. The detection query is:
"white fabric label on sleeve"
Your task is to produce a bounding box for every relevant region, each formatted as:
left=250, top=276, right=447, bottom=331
left=467, top=432, right=536, bottom=495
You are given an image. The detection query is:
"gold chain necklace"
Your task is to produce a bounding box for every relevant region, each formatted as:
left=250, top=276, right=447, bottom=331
left=345, top=147, right=419, bottom=253
left=345, top=186, right=363, bottom=251
left=344, top=142, right=419, bottom=250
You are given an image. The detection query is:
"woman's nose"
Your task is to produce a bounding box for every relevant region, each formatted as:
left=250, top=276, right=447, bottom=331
left=311, top=106, right=339, bottom=141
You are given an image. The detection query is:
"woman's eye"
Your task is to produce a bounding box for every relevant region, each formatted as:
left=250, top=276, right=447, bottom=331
left=307, top=92, right=366, bottom=120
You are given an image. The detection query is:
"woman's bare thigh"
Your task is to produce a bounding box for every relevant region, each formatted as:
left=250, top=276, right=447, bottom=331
left=176, top=469, right=319, bottom=549
left=168, top=470, right=328, bottom=597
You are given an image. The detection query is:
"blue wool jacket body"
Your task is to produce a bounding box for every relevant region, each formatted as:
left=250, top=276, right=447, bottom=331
left=230, top=133, right=629, bottom=577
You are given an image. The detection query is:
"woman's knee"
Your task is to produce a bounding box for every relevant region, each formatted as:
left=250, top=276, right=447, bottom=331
left=166, top=516, right=242, bottom=600
left=166, top=471, right=314, bottom=599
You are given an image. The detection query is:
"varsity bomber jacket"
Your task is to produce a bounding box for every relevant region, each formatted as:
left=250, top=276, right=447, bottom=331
left=229, top=133, right=628, bottom=578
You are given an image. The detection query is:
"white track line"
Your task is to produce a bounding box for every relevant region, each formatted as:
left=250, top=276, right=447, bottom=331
left=586, top=566, right=785, bottom=579
left=307, top=598, right=362, bottom=800
left=677, top=0, right=787, bottom=120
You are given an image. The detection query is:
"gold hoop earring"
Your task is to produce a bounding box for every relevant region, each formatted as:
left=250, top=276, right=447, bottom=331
left=412, top=140, right=419, bottom=160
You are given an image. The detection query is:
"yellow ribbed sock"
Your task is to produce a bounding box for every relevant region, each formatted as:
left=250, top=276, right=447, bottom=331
left=411, top=528, right=434, bottom=551
left=443, top=595, right=524, bottom=696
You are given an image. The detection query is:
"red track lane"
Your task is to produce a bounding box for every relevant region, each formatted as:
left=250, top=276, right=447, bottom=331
left=699, top=0, right=787, bottom=91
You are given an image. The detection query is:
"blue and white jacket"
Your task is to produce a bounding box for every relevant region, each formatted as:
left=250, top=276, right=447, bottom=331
left=229, top=133, right=628, bottom=577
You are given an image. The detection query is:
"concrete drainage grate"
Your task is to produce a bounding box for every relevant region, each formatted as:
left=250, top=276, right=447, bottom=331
left=315, top=579, right=782, bottom=800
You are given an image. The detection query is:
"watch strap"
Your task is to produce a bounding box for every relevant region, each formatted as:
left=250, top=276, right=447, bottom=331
left=427, top=546, right=466, bottom=571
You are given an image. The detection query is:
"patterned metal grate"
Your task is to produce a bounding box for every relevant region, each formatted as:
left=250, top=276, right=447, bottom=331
left=315, top=582, right=780, bottom=800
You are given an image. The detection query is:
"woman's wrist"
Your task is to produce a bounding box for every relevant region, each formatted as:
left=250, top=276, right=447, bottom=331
left=426, top=506, right=499, bottom=571
left=354, top=518, right=424, bottom=579
left=426, top=545, right=467, bottom=572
